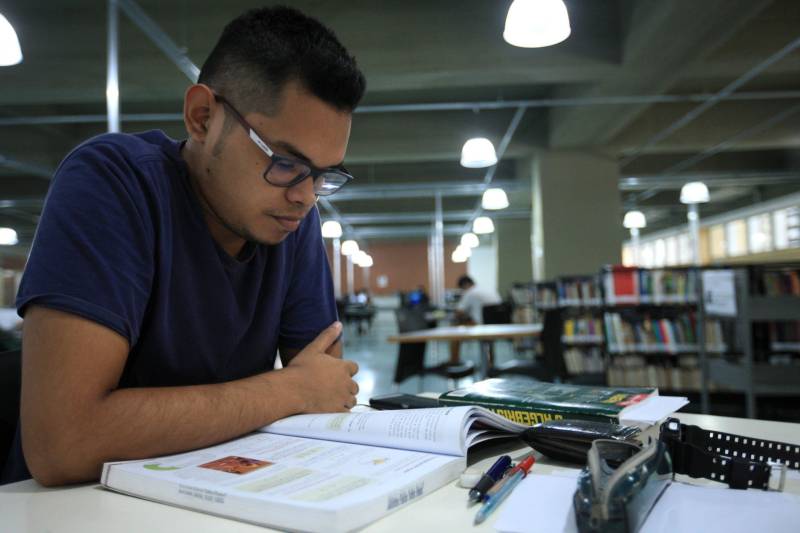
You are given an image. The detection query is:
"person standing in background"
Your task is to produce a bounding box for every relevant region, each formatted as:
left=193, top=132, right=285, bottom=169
left=450, top=275, right=501, bottom=363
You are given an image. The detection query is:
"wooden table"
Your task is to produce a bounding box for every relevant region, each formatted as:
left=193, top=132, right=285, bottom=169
left=387, top=323, right=543, bottom=377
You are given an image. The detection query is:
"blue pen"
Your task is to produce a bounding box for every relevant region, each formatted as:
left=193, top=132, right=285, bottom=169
left=473, top=455, right=535, bottom=525
left=468, top=455, right=512, bottom=503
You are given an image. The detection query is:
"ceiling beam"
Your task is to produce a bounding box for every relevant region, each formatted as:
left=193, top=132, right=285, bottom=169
left=549, top=0, right=773, bottom=149
left=328, top=179, right=526, bottom=202
left=323, top=208, right=530, bottom=225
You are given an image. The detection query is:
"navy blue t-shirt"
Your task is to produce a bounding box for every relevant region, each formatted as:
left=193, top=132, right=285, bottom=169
left=1, top=130, right=337, bottom=483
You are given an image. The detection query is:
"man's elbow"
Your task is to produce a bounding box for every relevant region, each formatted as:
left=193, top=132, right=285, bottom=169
left=22, top=426, right=100, bottom=487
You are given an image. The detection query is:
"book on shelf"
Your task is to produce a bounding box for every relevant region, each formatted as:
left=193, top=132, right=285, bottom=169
left=759, top=268, right=800, bottom=296
left=603, top=266, right=697, bottom=305
left=604, top=312, right=727, bottom=354
left=562, top=316, right=604, bottom=344
left=557, top=276, right=602, bottom=307
left=437, top=378, right=687, bottom=427
left=534, top=282, right=558, bottom=309
left=101, top=406, right=527, bottom=533
left=607, top=356, right=702, bottom=391
left=564, top=346, right=605, bottom=375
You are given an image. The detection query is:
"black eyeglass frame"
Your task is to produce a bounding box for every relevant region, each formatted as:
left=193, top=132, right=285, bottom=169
left=213, top=94, right=354, bottom=196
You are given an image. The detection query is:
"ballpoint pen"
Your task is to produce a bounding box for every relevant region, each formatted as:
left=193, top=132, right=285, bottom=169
left=468, top=455, right=512, bottom=504
left=473, top=455, right=535, bottom=525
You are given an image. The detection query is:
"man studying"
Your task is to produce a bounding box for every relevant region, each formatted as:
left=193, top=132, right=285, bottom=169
left=1, top=6, right=365, bottom=487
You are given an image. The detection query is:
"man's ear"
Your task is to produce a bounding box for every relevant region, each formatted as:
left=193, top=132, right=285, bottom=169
left=183, top=84, right=215, bottom=143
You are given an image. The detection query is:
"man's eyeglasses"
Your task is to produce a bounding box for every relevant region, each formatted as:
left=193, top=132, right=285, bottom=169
left=214, top=94, right=353, bottom=196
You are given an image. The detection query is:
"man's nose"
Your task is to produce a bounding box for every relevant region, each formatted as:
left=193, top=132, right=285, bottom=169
left=286, top=174, right=317, bottom=206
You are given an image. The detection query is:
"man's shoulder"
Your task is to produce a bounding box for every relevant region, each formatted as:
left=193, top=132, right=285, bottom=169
left=69, top=130, right=179, bottom=165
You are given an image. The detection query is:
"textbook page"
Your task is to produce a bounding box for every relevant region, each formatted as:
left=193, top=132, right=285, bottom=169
left=261, top=407, right=473, bottom=456
left=102, top=432, right=464, bottom=533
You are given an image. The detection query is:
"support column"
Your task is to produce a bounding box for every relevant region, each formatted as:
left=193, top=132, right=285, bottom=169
left=530, top=151, right=623, bottom=279
left=496, top=217, right=532, bottom=296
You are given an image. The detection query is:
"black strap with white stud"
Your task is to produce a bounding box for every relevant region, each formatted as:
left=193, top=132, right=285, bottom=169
left=659, top=418, right=799, bottom=491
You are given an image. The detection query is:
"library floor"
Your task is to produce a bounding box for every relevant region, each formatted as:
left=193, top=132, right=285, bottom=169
left=342, top=296, right=519, bottom=405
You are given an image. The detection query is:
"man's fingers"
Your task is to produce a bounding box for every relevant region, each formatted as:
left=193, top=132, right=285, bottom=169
left=306, top=322, right=342, bottom=352
left=346, top=360, right=359, bottom=377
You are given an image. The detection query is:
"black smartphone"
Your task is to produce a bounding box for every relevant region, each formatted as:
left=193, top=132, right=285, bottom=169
left=369, top=393, right=441, bottom=410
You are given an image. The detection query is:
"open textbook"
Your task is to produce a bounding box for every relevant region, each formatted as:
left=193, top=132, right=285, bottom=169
left=101, top=406, right=528, bottom=533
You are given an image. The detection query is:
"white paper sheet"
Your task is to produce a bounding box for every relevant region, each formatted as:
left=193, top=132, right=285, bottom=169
left=620, top=395, right=689, bottom=427
left=494, top=474, right=800, bottom=533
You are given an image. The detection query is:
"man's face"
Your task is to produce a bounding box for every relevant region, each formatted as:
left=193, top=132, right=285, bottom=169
left=197, top=80, right=352, bottom=248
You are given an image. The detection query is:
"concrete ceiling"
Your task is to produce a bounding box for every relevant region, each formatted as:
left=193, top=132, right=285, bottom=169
left=1, top=0, right=799, bottom=253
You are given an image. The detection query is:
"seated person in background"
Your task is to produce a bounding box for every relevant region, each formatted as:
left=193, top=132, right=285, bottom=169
left=450, top=275, right=502, bottom=364
left=1, top=6, right=365, bottom=487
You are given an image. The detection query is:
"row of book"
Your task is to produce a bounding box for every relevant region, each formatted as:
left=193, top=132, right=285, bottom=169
left=607, top=356, right=702, bottom=391
left=603, top=267, right=698, bottom=305
left=758, top=268, right=800, bottom=296
left=562, top=317, right=604, bottom=344
left=564, top=347, right=605, bottom=375
left=604, top=313, right=726, bottom=354
left=557, top=277, right=602, bottom=307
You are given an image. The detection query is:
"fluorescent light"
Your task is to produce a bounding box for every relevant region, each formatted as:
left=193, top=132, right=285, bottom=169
left=481, top=187, right=509, bottom=210
left=472, top=216, right=495, bottom=234
left=503, top=0, right=571, bottom=48
left=451, top=249, right=468, bottom=263
left=623, top=210, right=647, bottom=229
left=460, top=232, right=480, bottom=248
left=341, top=239, right=359, bottom=256
left=0, top=227, right=18, bottom=245
left=321, top=220, right=343, bottom=238
left=0, top=13, right=23, bottom=66
left=460, top=138, right=498, bottom=168
left=680, top=182, right=710, bottom=204
left=455, top=244, right=472, bottom=258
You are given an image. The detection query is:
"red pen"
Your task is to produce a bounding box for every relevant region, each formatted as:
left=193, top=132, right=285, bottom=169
left=483, top=454, right=535, bottom=501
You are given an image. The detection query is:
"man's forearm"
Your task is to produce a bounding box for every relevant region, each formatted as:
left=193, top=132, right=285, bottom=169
left=25, top=367, right=306, bottom=485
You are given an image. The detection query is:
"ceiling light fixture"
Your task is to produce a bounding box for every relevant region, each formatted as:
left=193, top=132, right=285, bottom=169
left=455, top=244, right=472, bottom=259
left=680, top=182, right=710, bottom=204
left=341, top=239, right=359, bottom=256
left=0, top=13, right=22, bottom=66
left=472, top=216, right=495, bottom=235
left=622, top=210, right=647, bottom=229
left=481, top=187, right=510, bottom=210
left=460, top=232, right=480, bottom=248
left=0, top=227, right=18, bottom=245
left=503, top=0, right=571, bottom=48
left=460, top=138, right=498, bottom=168
left=358, top=255, right=374, bottom=268
left=321, top=220, right=343, bottom=239
left=451, top=249, right=468, bottom=263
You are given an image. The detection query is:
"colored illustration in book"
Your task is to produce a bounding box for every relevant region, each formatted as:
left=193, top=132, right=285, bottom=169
left=199, top=456, right=273, bottom=475
left=143, top=463, right=181, bottom=471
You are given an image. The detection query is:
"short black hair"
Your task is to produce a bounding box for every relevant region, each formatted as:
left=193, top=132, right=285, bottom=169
left=198, top=6, right=366, bottom=115
left=457, top=275, right=474, bottom=289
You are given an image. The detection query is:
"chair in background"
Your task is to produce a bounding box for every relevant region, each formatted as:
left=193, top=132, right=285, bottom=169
left=486, top=306, right=556, bottom=381
left=0, top=349, right=21, bottom=475
left=393, top=308, right=474, bottom=390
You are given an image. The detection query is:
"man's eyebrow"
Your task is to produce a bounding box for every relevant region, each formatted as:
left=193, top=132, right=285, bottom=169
left=272, top=140, right=345, bottom=170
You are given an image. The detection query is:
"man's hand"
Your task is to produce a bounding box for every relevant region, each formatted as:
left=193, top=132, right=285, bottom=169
left=283, top=322, right=359, bottom=412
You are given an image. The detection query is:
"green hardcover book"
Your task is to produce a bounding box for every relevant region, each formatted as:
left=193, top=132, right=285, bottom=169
left=438, top=378, right=657, bottom=426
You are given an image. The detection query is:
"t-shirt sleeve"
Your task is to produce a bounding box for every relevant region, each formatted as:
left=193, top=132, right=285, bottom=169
left=16, top=140, right=155, bottom=345
left=278, top=206, right=338, bottom=349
